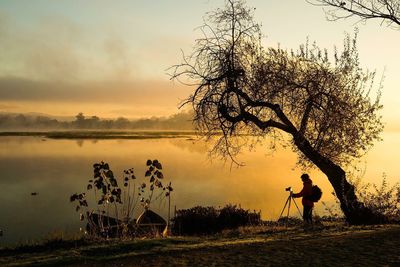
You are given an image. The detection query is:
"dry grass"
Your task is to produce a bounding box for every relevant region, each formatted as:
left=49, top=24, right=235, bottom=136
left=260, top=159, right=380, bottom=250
left=0, top=223, right=398, bottom=266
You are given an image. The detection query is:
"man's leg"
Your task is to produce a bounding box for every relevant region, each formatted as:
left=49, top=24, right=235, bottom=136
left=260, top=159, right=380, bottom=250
left=303, top=205, right=312, bottom=224
left=308, top=206, right=313, bottom=224
left=302, top=205, right=308, bottom=222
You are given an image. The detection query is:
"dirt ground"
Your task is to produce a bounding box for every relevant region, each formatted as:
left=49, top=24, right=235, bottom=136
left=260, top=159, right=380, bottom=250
left=2, top=224, right=399, bottom=266
left=91, top=225, right=400, bottom=267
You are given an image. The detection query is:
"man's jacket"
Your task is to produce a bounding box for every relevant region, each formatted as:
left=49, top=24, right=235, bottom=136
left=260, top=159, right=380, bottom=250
left=292, top=179, right=314, bottom=207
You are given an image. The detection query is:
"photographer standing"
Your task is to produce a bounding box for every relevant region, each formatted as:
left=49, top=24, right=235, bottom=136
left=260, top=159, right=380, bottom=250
left=292, top=173, right=313, bottom=224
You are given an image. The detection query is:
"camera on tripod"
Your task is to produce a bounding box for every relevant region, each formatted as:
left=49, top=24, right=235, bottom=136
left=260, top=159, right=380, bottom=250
left=279, top=186, right=302, bottom=225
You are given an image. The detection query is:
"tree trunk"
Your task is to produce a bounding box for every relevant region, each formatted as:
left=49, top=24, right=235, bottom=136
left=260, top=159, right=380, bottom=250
left=293, top=134, right=387, bottom=225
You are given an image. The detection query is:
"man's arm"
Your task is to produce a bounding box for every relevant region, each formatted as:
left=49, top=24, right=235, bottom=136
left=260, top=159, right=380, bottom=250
left=292, top=188, right=304, bottom=198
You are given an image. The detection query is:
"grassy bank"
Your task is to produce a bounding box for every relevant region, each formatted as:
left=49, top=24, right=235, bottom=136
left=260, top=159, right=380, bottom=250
left=1, top=223, right=399, bottom=266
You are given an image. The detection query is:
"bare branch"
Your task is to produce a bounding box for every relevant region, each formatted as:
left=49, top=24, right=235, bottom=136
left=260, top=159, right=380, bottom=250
left=170, top=0, right=383, bottom=168
left=309, top=0, right=400, bottom=29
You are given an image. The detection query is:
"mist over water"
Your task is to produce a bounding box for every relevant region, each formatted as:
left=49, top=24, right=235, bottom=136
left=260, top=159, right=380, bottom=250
left=0, top=134, right=398, bottom=245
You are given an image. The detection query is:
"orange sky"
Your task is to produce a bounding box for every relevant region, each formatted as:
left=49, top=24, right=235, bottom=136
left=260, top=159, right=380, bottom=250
left=0, top=0, right=399, bottom=126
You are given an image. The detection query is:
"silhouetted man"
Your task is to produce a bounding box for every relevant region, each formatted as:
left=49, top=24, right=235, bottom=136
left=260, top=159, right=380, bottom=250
left=292, top=173, right=313, bottom=224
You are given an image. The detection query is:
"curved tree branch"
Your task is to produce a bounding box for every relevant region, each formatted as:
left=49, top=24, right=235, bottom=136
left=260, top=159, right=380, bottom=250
left=309, top=0, right=400, bottom=29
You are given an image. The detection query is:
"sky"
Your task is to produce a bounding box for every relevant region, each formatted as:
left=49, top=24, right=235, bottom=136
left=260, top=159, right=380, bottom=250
left=0, top=0, right=399, bottom=128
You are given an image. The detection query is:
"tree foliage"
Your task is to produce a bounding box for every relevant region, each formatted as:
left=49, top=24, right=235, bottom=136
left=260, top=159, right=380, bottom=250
left=171, top=0, right=383, bottom=167
left=310, top=0, right=400, bottom=30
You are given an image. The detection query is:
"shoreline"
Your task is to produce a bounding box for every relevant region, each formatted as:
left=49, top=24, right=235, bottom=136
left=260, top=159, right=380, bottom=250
left=0, top=130, right=198, bottom=140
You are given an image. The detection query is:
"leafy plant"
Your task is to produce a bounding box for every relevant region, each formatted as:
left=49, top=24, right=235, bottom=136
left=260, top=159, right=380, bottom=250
left=70, top=160, right=173, bottom=238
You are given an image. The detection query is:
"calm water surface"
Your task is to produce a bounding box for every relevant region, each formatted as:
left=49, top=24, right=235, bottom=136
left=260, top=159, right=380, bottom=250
left=0, top=134, right=398, bottom=245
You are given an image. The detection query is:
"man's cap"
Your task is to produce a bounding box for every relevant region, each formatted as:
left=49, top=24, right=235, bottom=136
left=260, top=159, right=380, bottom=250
left=301, top=173, right=310, bottom=180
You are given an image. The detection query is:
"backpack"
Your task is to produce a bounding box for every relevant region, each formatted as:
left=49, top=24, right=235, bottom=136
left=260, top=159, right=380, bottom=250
left=310, top=185, right=322, bottom=202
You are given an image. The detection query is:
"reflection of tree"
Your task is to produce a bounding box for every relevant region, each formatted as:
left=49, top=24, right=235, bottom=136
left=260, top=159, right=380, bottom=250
left=171, top=0, right=385, bottom=224
left=76, top=140, right=84, bottom=147
left=168, top=138, right=210, bottom=155
left=75, top=139, right=98, bottom=147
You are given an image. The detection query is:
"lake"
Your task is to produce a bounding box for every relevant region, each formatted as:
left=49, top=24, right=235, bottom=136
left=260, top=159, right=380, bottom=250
left=0, top=133, right=398, bottom=245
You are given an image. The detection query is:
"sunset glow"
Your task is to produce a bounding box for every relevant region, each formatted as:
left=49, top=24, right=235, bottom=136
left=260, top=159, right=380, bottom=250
left=0, top=0, right=399, bottom=123
left=0, top=1, right=399, bottom=260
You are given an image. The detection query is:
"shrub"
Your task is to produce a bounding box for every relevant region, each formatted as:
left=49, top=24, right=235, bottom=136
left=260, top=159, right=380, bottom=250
left=172, top=204, right=261, bottom=235
left=324, top=174, right=400, bottom=223
left=354, top=174, right=400, bottom=222
left=219, top=204, right=260, bottom=229
left=172, top=206, right=219, bottom=235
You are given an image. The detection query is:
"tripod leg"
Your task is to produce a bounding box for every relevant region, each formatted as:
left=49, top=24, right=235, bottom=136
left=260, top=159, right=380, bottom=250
left=286, top=196, right=292, bottom=226
left=278, top=196, right=290, bottom=220
left=292, top=197, right=303, bottom=217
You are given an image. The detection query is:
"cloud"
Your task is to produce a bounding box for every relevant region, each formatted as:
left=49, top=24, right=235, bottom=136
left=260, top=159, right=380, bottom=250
left=0, top=13, right=84, bottom=80
left=0, top=76, right=193, bottom=117
left=0, top=11, right=140, bottom=81
left=0, top=103, right=18, bottom=110
left=0, top=5, right=194, bottom=118
left=0, top=8, right=194, bottom=83
left=0, top=76, right=190, bottom=103
left=103, top=34, right=138, bottom=80
left=0, top=12, right=193, bottom=118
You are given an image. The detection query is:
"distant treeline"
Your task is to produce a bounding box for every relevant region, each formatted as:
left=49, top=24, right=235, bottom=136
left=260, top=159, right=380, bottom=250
left=0, top=112, right=194, bottom=130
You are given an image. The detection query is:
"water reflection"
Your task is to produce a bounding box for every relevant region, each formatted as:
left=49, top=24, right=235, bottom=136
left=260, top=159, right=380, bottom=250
left=0, top=134, right=398, bottom=245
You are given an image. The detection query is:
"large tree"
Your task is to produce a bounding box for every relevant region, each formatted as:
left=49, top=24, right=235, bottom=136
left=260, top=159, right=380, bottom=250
left=309, top=0, right=400, bottom=30
left=171, top=0, right=385, bottom=224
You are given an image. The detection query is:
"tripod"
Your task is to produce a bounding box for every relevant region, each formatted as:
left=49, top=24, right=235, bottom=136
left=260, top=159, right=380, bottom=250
left=278, top=190, right=302, bottom=226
